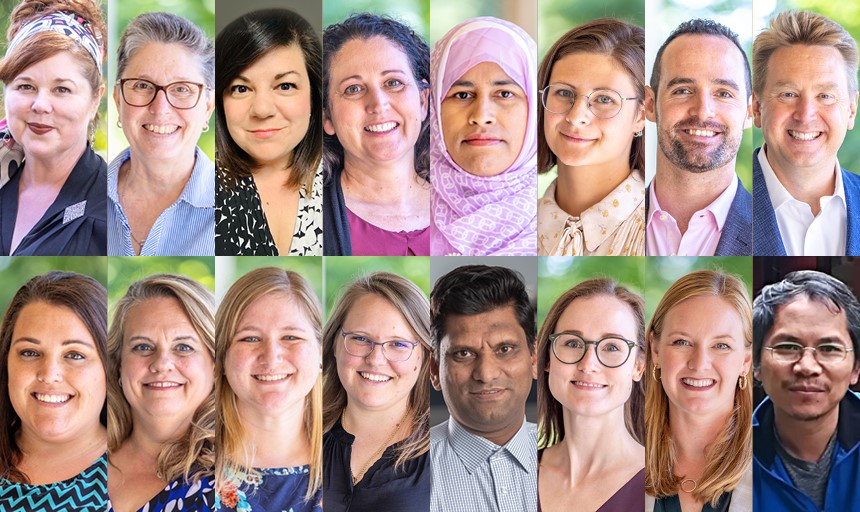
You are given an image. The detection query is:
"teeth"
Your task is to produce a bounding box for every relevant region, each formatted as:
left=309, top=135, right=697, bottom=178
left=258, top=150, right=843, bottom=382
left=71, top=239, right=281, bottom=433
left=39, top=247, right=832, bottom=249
left=685, top=129, right=716, bottom=137
left=34, top=393, right=71, bottom=403
left=573, top=381, right=606, bottom=388
left=365, top=122, right=397, bottom=133
left=359, top=372, right=391, bottom=382
left=144, top=124, right=178, bottom=135
left=146, top=381, right=181, bottom=388
left=789, top=130, right=820, bottom=141
left=254, top=374, right=289, bottom=382
left=682, top=378, right=715, bottom=388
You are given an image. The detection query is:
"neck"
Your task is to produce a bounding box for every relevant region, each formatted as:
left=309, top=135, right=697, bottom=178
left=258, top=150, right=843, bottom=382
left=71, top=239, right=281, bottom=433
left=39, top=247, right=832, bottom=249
left=125, top=147, right=196, bottom=195
left=342, top=154, right=423, bottom=202
left=555, top=158, right=631, bottom=217
left=653, top=154, right=734, bottom=233
left=342, top=398, right=410, bottom=438
left=668, top=406, right=731, bottom=464
left=237, top=400, right=311, bottom=468
left=18, top=424, right=106, bottom=462
left=774, top=405, right=839, bottom=462
left=22, top=143, right=86, bottom=187
left=128, top=411, right=192, bottom=453
left=764, top=145, right=836, bottom=216
left=559, top=407, right=640, bottom=481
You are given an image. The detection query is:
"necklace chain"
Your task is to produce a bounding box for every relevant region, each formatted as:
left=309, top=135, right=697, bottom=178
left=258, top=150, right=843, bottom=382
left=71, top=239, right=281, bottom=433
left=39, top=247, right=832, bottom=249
left=680, top=478, right=698, bottom=493
left=119, top=169, right=147, bottom=249
left=344, top=409, right=409, bottom=485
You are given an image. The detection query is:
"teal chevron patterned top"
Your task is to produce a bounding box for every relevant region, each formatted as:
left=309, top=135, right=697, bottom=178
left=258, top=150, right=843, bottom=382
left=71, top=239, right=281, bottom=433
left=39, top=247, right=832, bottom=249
left=0, top=454, right=107, bottom=512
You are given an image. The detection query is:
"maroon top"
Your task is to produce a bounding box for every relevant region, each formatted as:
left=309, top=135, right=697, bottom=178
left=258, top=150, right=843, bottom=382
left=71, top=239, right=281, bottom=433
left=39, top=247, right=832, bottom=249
left=347, top=208, right=430, bottom=256
left=537, top=454, right=645, bottom=512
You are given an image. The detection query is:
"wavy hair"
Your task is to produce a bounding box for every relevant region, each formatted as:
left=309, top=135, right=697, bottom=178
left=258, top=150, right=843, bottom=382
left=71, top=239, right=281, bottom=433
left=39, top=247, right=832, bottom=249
left=215, top=267, right=322, bottom=501
left=107, top=274, right=215, bottom=484
left=645, top=270, right=752, bottom=506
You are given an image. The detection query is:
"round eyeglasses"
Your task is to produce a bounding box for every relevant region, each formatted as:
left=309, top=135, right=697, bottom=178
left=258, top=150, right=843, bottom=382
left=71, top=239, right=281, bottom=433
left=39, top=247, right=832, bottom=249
left=549, top=332, right=635, bottom=368
left=118, top=78, right=207, bottom=110
left=540, top=84, right=639, bottom=119
left=763, top=342, right=854, bottom=365
left=340, top=329, right=419, bottom=362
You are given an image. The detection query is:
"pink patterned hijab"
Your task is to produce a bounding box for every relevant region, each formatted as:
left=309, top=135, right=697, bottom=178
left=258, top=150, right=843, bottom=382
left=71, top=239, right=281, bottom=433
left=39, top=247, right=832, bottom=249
left=430, top=17, right=537, bottom=256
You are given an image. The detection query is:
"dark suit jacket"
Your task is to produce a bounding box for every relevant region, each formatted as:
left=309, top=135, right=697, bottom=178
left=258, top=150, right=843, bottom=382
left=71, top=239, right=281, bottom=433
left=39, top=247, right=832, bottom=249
left=752, top=146, right=860, bottom=255
left=645, top=177, right=752, bottom=256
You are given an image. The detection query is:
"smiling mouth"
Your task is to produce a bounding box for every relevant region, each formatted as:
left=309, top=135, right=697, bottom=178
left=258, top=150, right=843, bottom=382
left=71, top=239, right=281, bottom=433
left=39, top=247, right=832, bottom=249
left=572, top=381, right=607, bottom=389
left=254, top=374, right=290, bottom=382
left=470, top=389, right=505, bottom=396
left=144, top=124, right=179, bottom=135
left=681, top=378, right=715, bottom=388
left=33, top=393, right=72, bottom=404
left=365, top=122, right=398, bottom=133
left=788, top=130, right=821, bottom=141
left=359, top=371, right=392, bottom=382
left=683, top=129, right=717, bottom=137
left=145, top=381, right=183, bottom=389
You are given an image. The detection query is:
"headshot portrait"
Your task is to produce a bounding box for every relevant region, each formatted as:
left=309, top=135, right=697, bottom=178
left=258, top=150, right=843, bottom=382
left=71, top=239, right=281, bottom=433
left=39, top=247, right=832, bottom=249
left=215, top=0, right=323, bottom=257
left=752, top=10, right=860, bottom=256
left=644, top=12, right=753, bottom=256
left=429, top=261, right=537, bottom=512
left=752, top=265, right=860, bottom=510
left=108, top=7, right=215, bottom=256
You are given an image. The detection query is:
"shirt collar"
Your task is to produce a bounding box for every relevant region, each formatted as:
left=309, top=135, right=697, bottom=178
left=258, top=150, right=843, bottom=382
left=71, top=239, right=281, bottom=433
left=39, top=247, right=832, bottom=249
left=106, top=147, right=215, bottom=208
left=538, top=172, right=645, bottom=252
left=759, top=143, right=845, bottom=211
left=447, top=416, right=536, bottom=475
left=647, top=174, right=737, bottom=231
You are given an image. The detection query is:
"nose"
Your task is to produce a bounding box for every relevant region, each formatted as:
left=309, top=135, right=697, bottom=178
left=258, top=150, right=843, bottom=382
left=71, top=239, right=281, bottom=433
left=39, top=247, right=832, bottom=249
left=36, top=358, right=63, bottom=383
left=472, top=354, right=502, bottom=382
left=687, top=344, right=713, bottom=371
left=249, top=89, right=275, bottom=118
left=261, top=338, right=284, bottom=364
left=365, top=85, right=390, bottom=114
left=793, top=348, right=823, bottom=376
left=792, top=95, right=819, bottom=124
left=576, top=344, right=601, bottom=372
left=30, top=89, right=53, bottom=114
left=468, top=93, right=496, bottom=126
left=149, top=348, right=175, bottom=373
left=149, top=88, right=173, bottom=114
left=689, top=91, right=715, bottom=120
left=565, top=95, right=592, bottom=125
left=364, top=342, right=389, bottom=365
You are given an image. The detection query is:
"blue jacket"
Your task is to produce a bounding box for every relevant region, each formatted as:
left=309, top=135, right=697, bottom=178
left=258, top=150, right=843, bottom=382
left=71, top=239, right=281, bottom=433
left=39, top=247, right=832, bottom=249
left=752, top=147, right=860, bottom=255
left=644, top=177, right=751, bottom=255
left=753, top=391, right=860, bottom=511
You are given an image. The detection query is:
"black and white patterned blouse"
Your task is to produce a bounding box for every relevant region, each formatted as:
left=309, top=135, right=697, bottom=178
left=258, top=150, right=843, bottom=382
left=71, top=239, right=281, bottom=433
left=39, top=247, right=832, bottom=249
left=215, top=165, right=322, bottom=256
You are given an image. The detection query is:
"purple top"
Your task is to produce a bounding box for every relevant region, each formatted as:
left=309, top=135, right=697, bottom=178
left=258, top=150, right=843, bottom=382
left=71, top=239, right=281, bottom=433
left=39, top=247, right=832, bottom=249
left=347, top=208, right=430, bottom=256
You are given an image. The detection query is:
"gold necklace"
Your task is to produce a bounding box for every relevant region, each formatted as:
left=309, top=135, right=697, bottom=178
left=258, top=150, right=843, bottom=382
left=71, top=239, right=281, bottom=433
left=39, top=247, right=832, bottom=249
left=680, top=478, right=697, bottom=493
left=119, top=168, right=147, bottom=250
left=343, top=409, right=410, bottom=485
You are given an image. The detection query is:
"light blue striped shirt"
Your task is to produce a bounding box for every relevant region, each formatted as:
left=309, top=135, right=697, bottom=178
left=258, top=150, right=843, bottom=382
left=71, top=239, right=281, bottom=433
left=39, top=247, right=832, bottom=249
left=107, top=147, right=215, bottom=256
left=431, top=417, right=537, bottom=512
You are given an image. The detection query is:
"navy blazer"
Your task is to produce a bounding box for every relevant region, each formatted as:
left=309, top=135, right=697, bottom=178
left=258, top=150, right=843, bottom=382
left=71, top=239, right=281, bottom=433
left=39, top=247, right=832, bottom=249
left=645, top=177, right=752, bottom=256
left=752, top=147, right=860, bottom=256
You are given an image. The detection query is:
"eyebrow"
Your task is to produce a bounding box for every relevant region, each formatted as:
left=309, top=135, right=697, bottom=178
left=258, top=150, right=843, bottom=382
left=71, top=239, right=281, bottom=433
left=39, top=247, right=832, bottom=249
left=451, top=79, right=518, bottom=88
left=12, top=337, right=95, bottom=348
left=14, top=76, right=77, bottom=84
left=337, top=69, right=406, bottom=87
left=127, top=335, right=198, bottom=344
left=235, top=71, right=300, bottom=83
left=559, top=329, right=631, bottom=339
left=236, top=324, right=311, bottom=333
left=772, top=80, right=840, bottom=91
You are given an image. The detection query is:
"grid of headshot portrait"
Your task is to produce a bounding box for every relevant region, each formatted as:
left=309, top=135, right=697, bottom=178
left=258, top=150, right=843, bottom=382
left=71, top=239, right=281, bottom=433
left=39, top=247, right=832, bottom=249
left=0, top=0, right=859, bottom=511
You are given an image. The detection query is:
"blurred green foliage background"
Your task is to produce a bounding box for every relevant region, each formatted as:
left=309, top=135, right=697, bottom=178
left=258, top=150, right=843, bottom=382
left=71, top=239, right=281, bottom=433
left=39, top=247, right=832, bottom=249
left=0, top=257, right=107, bottom=314
left=324, top=257, right=429, bottom=320
left=107, top=256, right=214, bottom=306
left=323, top=0, right=428, bottom=39
left=215, top=256, right=322, bottom=307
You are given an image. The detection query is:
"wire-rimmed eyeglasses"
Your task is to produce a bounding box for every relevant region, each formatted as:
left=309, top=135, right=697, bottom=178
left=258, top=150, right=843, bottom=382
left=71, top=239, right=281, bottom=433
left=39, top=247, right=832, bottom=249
left=340, top=329, right=419, bottom=362
left=763, top=342, right=854, bottom=365
left=549, top=332, right=635, bottom=368
left=540, top=84, right=639, bottom=119
left=118, top=78, right=207, bottom=110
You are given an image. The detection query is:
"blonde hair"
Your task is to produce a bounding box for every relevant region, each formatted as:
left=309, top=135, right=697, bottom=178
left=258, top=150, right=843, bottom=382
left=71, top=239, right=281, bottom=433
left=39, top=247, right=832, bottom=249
left=215, top=267, right=323, bottom=501
left=645, top=270, right=752, bottom=506
left=322, top=272, right=430, bottom=469
left=107, top=274, right=215, bottom=483
left=537, top=278, right=645, bottom=449
left=753, top=10, right=859, bottom=96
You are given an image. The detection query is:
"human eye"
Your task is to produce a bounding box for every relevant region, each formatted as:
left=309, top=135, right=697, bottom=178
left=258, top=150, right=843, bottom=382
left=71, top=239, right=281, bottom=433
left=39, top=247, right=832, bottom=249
left=777, top=91, right=798, bottom=102
left=672, top=87, right=692, bottom=95
left=131, top=80, right=153, bottom=91
left=671, top=339, right=691, bottom=347
left=55, top=86, right=71, bottom=94
left=175, top=343, right=195, bottom=353
left=237, top=335, right=260, bottom=343
left=497, top=344, right=518, bottom=356
left=716, top=90, right=734, bottom=99
left=714, top=342, right=731, bottom=350
left=15, top=83, right=34, bottom=92
left=593, top=94, right=617, bottom=105
left=343, top=84, right=365, bottom=96
left=818, top=343, right=846, bottom=354
left=131, top=343, right=154, bottom=353
left=818, top=93, right=838, bottom=105
left=554, top=87, right=574, bottom=98
left=451, top=90, right=473, bottom=100
left=601, top=340, right=623, bottom=352
left=65, top=351, right=85, bottom=360
left=498, top=90, right=517, bottom=99
left=563, top=337, right=585, bottom=349
left=450, top=349, right=474, bottom=362
left=389, top=340, right=413, bottom=350
left=384, top=78, right=405, bottom=88
left=278, top=82, right=297, bottom=92
left=19, top=349, right=39, bottom=358
left=772, top=342, right=802, bottom=352
left=229, top=84, right=250, bottom=96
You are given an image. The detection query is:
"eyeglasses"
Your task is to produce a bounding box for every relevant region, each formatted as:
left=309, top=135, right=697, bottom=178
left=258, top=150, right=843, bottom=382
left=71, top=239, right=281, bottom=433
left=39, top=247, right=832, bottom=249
left=763, top=342, right=854, bottom=365
left=340, top=329, right=419, bottom=362
left=118, top=78, right=207, bottom=109
left=549, top=332, right=635, bottom=368
left=540, top=84, right=639, bottom=119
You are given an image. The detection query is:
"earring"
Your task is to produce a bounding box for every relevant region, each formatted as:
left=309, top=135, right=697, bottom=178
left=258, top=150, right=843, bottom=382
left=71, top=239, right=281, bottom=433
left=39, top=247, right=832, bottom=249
left=635, top=130, right=643, bottom=137
left=651, top=365, right=661, bottom=381
left=116, top=120, right=122, bottom=129
left=202, top=124, right=210, bottom=133
left=738, top=375, right=748, bottom=390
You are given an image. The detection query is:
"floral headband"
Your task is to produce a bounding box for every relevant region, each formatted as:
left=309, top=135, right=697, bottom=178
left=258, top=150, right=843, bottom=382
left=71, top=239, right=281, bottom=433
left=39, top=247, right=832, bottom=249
left=6, top=11, right=102, bottom=74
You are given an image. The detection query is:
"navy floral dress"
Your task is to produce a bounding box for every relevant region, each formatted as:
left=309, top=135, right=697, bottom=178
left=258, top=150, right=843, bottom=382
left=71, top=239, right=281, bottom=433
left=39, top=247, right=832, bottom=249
left=216, top=465, right=321, bottom=512
left=108, top=474, right=215, bottom=512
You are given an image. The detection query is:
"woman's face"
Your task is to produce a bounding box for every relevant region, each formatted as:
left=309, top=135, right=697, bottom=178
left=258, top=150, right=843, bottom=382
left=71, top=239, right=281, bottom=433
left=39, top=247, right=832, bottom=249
left=547, top=295, right=644, bottom=419
left=223, top=45, right=312, bottom=170
left=334, top=293, right=423, bottom=414
left=4, top=52, right=102, bottom=162
left=652, top=295, right=751, bottom=418
left=225, top=291, right=320, bottom=419
left=7, top=301, right=105, bottom=444
left=114, top=42, right=214, bottom=165
left=119, top=297, right=214, bottom=425
left=323, top=36, right=428, bottom=168
left=542, top=52, right=644, bottom=170
left=441, top=61, right=528, bottom=177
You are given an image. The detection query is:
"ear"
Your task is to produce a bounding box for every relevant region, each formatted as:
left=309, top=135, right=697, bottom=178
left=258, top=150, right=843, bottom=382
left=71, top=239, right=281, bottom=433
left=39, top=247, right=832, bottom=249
left=753, top=366, right=761, bottom=383
left=644, top=86, right=657, bottom=123
left=742, top=346, right=753, bottom=377
left=420, top=80, right=430, bottom=122
left=649, top=332, right=660, bottom=361
left=204, top=88, right=216, bottom=121
left=429, top=350, right=442, bottom=391
left=743, top=95, right=753, bottom=130
left=531, top=346, right=538, bottom=380
left=850, top=359, right=860, bottom=386
left=752, top=91, right=763, bottom=129
left=848, top=90, right=858, bottom=131
left=633, top=102, right=646, bottom=135
left=632, top=352, right=646, bottom=382
left=113, top=82, right=121, bottom=112
left=323, top=113, right=336, bottom=136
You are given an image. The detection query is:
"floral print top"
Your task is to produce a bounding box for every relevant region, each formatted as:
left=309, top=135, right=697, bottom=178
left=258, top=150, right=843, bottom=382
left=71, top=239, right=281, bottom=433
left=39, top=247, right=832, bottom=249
left=216, top=465, right=321, bottom=512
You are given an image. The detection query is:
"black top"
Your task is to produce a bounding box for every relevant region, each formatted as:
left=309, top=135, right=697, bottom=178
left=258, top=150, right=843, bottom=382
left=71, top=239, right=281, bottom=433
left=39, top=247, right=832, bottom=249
left=322, top=167, right=351, bottom=255
left=654, top=492, right=731, bottom=512
left=323, top=420, right=430, bottom=512
left=0, top=145, right=106, bottom=255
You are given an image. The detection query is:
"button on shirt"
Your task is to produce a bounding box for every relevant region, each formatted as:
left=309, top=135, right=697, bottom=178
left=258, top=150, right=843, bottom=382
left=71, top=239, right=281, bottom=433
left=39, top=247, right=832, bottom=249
left=758, top=145, right=846, bottom=256
left=646, top=177, right=737, bottom=256
left=430, top=417, right=537, bottom=512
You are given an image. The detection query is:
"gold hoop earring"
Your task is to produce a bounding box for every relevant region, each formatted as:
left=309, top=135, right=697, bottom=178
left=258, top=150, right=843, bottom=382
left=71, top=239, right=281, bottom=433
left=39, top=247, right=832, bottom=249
left=652, top=365, right=661, bottom=381
left=116, top=120, right=122, bottom=128
left=202, top=124, right=210, bottom=133
left=738, top=375, right=748, bottom=390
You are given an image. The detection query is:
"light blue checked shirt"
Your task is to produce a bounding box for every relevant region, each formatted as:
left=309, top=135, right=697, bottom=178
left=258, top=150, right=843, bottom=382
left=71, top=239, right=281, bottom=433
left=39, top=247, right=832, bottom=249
left=430, top=417, right=537, bottom=512
left=107, top=147, right=215, bottom=255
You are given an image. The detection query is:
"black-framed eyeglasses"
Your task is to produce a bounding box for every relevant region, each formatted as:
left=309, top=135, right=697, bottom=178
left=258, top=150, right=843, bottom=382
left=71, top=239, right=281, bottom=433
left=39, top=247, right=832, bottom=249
left=118, top=78, right=207, bottom=110
left=540, top=84, right=639, bottom=119
left=340, top=328, right=419, bottom=362
left=549, top=332, right=636, bottom=368
left=763, top=342, right=854, bottom=365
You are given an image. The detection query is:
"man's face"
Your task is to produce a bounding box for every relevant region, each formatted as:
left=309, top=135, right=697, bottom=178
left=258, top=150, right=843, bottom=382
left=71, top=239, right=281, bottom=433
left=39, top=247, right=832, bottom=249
left=758, top=296, right=860, bottom=424
left=645, top=34, right=751, bottom=173
left=430, top=305, right=536, bottom=446
left=753, top=45, right=858, bottom=175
